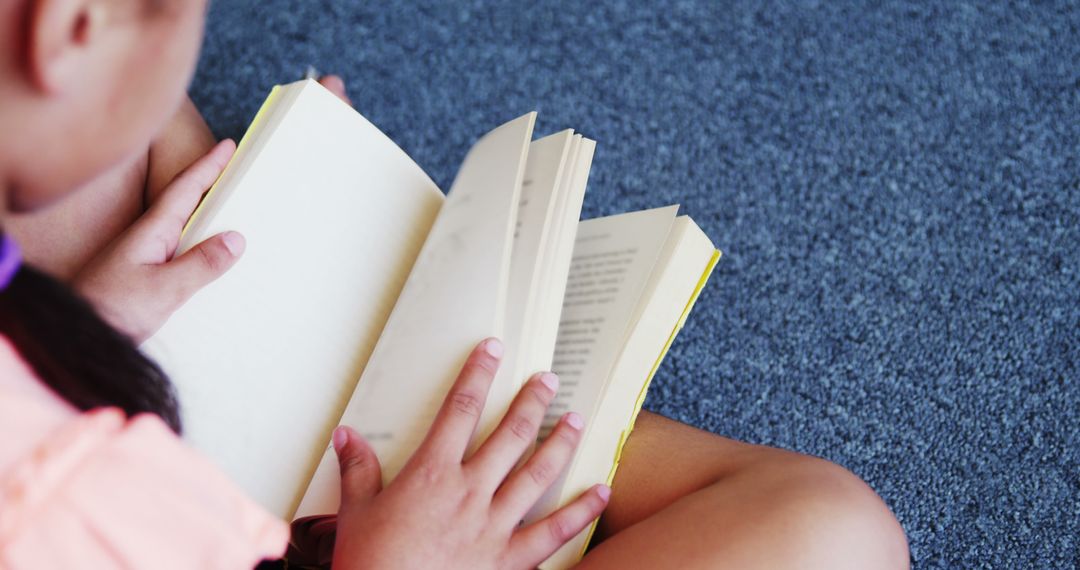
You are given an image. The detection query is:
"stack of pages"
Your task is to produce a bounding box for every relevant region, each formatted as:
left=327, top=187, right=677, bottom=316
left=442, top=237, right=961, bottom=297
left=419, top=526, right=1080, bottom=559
left=144, top=79, right=720, bottom=569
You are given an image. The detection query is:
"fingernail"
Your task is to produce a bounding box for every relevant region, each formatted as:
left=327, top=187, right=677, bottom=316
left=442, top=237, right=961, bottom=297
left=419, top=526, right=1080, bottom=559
left=483, top=338, right=503, bottom=359
left=539, top=372, right=559, bottom=392
left=217, top=139, right=237, bottom=156
left=222, top=231, right=245, bottom=256
left=565, top=412, right=584, bottom=430
left=596, top=485, right=611, bottom=501
left=332, top=426, right=348, bottom=454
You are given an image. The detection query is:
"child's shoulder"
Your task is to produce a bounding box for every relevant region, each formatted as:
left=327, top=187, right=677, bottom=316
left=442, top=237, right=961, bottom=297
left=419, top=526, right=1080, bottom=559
left=0, top=335, right=77, bottom=471
left=0, top=336, right=288, bottom=569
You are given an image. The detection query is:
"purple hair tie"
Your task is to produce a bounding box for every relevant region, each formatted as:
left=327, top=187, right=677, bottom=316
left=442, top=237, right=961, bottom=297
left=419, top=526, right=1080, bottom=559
left=0, top=234, right=22, bottom=290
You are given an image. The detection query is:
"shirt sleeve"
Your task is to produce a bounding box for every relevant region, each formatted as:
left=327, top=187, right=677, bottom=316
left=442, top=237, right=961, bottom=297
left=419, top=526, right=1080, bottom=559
left=0, top=407, right=289, bottom=569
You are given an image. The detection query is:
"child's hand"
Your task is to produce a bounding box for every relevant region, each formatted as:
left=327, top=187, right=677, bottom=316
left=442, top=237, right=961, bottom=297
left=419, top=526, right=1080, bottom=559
left=73, top=140, right=244, bottom=343
left=330, top=338, right=610, bottom=570
left=318, top=75, right=352, bottom=106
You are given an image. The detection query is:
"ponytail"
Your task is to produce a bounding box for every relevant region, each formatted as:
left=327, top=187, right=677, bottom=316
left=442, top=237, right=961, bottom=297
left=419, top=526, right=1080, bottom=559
left=0, top=236, right=182, bottom=433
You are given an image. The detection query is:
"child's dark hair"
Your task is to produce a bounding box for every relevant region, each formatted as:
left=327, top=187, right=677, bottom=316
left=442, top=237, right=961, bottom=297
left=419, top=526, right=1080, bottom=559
left=0, top=252, right=182, bottom=433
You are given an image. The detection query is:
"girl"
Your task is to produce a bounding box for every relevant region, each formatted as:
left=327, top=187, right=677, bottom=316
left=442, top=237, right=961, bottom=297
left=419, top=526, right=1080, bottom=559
left=1, top=0, right=909, bottom=568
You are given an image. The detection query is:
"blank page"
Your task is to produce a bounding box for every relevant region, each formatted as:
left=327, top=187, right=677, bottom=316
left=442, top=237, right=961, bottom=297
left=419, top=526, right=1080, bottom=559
left=296, top=113, right=536, bottom=518
left=529, top=137, right=595, bottom=380
left=143, top=80, right=444, bottom=519
left=477, top=129, right=574, bottom=447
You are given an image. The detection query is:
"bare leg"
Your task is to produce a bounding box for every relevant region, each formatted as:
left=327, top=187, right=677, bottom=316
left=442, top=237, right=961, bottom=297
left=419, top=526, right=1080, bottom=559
left=145, top=97, right=219, bottom=204
left=578, top=412, right=909, bottom=569
left=6, top=96, right=217, bottom=279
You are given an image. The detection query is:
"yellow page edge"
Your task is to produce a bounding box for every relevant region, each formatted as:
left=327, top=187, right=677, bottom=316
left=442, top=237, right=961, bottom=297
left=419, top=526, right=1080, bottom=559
left=179, top=85, right=284, bottom=239
left=577, top=248, right=722, bottom=556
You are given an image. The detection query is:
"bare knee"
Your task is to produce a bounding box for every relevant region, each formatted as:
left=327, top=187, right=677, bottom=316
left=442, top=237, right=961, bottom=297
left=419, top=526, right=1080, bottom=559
left=593, top=414, right=909, bottom=568
left=763, top=454, right=910, bottom=570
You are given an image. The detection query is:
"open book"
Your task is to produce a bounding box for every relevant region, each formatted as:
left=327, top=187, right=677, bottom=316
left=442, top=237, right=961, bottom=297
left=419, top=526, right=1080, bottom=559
left=143, top=79, right=719, bottom=569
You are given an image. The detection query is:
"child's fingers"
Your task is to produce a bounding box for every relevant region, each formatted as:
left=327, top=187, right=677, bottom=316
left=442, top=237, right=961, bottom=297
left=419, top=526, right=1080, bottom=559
left=318, top=75, right=352, bottom=106
left=411, top=338, right=502, bottom=466
left=465, top=372, right=558, bottom=491
left=505, top=484, right=610, bottom=569
left=333, top=426, right=383, bottom=508
left=491, top=412, right=584, bottom=521
left=137, top=139, right=236, bottom=254
left=157, top=231, right=244, bottom=310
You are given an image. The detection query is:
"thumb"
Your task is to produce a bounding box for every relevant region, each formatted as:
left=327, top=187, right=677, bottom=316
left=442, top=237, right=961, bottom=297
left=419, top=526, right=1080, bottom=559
left=159, top=231, right=245, bottom=306
left=333, top=426, right=383, bottom=505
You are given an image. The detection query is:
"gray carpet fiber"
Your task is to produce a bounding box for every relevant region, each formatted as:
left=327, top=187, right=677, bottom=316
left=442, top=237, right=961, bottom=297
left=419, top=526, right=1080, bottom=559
left=191, top=2, right=1079, bottom=567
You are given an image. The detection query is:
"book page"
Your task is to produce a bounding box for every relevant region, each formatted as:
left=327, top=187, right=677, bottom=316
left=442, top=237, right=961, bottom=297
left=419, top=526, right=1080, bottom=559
left=143, top=80, right=444, bottom=519
left=296, top=113, right=536, bottom=518
left=178, top=83, right=302, bottom=246
left=538, top=206, right=677, bottom=437
left=539, top=216, right=719, bottom=570
left=528, top=137, right=594, bottom=378
left=524, top=207, right=677, bottom=529
left=475, top=129, right=574, bottom=447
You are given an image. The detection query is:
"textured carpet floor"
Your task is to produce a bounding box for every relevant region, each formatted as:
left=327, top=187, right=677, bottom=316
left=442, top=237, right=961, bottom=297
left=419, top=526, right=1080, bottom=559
left=192, top=1, right=1079, bottom=567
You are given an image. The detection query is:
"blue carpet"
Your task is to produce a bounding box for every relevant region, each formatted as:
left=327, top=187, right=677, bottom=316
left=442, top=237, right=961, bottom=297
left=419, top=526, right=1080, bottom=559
left=191, top=1, right=1079, bottom=567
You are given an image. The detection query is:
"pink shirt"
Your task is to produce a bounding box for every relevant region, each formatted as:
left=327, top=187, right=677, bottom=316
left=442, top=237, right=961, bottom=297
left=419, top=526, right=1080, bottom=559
left=0, top=336, right=289, bottom=568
